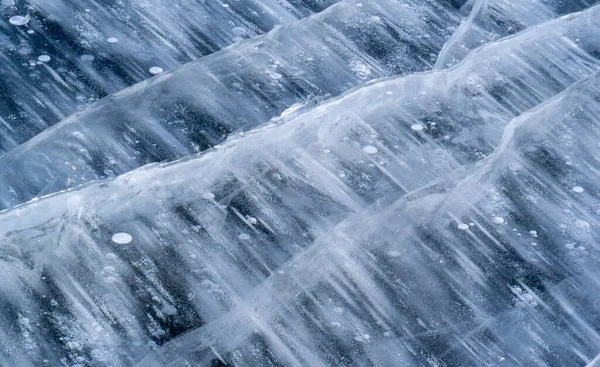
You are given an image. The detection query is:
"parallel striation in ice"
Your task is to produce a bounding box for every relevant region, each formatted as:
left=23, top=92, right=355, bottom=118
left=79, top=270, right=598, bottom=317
left=0, top=0, right=468, bottom=209
left=0, top=5, right=599, bottom=366
left=142, top=71, right=600, bottom=366
left=0, top=0, right=342, bottom=152
left=435, top=0, right=600, bottom=69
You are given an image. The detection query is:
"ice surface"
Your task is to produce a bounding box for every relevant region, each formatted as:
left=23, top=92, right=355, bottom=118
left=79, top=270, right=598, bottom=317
left=0, top=0, right=343, bottom=153
left=435, top=0, right=600, bottom=69
left=1, top=1, right=600, bottom=367
left=0, top=0, right=467, bottom=209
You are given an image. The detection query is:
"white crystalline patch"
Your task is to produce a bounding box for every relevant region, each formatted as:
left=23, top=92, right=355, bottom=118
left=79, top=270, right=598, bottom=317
left=37, top=55, right=51, bottom=62
left=104, top=276, right=118, bottom=283
left=330, top=322, right=341, bottom=328
left=161, top=304, right=178, bottom=315
left=355, top=334, right=370, bottom=343
left=575, top=220, right=590, bottom=229
left=491, top=216, right=505, bottom=225
left=238, top=233, right=250, bottom=240
left=269, top=72, right=282, bottom=80
left=149, top=66, right=164, bottom=75
left=572, top=186, right=584, bottom=193
left=411, top=123, right=424, bottom=131
left=387, top=250, right=401, bottom=257
left=111, top=232, right=132, bottom=244
left=457, top=223, right=469, bottom=230
left=362, top=145, right=378, bottom=154
left=106, top=37, right=119, bottom=44
left=9, top=15, right=29, bottom=26
left=202, top=192, right=215, bottom=200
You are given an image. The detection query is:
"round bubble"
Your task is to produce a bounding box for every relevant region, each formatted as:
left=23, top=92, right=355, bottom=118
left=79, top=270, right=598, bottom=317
left=149, top=66, right=163, bottom=75
left=457, top=223, right=469, bottom=230
left=362, top=145, right=378, bottom=154
left=9, top=15, right=29, bottom=26
left=38, top=55, right=51, bottom=62
left=491, top=216, right=505, bottom=225
left=111, top=232, right=132, bottom=245
left=411, top=124, right=424, bottom=131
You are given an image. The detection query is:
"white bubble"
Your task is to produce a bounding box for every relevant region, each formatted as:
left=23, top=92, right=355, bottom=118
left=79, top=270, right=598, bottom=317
left=457, top=223, right=469, bottom=230
left=362, top=145, right=378, bottom=154
left=529, top=230, right=537, bottom=235
left=575, top=220, right=590, bottom=229
left=330, top=322, right=341, bottom=328
left=105, top=253, right=117, bottom=260
left=572, top=186, right=584, bottom=193
left=410, top=123, right=424, bottom=131
left=9, top=15, right=29, bottom=26
left=247, top=217, right=258, bottom=225
left=81, top=54, right=95, bottom=61
left=491, top=216, right=505, bottom=225
left=102, top=266, right=116, bottom=273
left=106, top=37, right=119, bottom=44
left=202, top=192, right=215, bottom=200
left=38, top=55, right=51, bottom=62
left=111, top=232, right=132, bottom=245
left=149, top=66, right=163, bottom=75
left=565, top=243, right=575, bottom=250
left=238, top=233, right=250, bottom=240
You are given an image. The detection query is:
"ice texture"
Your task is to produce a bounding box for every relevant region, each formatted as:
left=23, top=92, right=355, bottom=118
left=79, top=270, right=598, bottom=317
left=0, top=0, right=467, bottom=209
left=0, top=0, right=342, bottom=153
left=1, top=1, right=600, bottom=367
